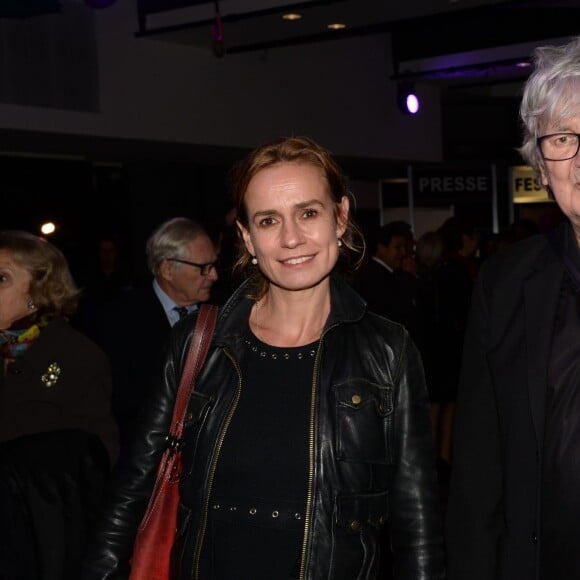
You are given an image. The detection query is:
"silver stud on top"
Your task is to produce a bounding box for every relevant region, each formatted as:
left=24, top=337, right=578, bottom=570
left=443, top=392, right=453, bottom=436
left=243, top=337, right=317, bottom=361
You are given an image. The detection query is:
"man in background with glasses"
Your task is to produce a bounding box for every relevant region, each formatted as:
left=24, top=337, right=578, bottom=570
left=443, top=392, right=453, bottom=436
left=446, top=36, right=580, bottom=580
left=145, top=216, right=219, bottom=325
left=93, top=217, right=219, bottom=453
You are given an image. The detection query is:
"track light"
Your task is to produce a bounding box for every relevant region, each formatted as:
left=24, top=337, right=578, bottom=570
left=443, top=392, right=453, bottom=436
left=397, top=82, right=420, bottom=115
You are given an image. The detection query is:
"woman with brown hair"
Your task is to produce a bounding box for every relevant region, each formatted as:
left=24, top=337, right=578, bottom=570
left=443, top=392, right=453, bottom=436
left=83, top=136, right=444, bottom=580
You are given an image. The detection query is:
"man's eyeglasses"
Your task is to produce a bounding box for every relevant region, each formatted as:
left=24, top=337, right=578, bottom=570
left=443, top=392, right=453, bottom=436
left=168, top=258, right=220, bottom=276
left=537, top=132, right=580, bottom=161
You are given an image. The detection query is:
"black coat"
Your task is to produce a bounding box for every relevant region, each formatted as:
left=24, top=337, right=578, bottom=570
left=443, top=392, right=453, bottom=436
left=0, top=429, right=110, bottom=580
left=446, top=223, right=568, bottom=580
left=415, top=258, right=472, bottom=403
left=353, top=257, right=420, bottom=342
left=0, top=317, right=119, bottom=464
left=83, top=274, right=444, bottom=580
left=92, top=283, right=172, bottom=447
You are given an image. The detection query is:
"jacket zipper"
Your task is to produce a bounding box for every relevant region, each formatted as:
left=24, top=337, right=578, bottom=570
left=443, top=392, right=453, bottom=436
left=192, top=347, right=242, bottom=579
left=299, top=324, right=337, bottom=580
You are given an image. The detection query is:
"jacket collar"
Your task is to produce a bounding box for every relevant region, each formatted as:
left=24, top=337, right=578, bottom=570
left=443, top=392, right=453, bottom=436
left=214, top=272, right=367, bottom=347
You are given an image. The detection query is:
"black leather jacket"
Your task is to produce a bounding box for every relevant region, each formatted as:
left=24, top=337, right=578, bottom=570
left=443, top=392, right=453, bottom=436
left=83, top=274, right=444, bottom=580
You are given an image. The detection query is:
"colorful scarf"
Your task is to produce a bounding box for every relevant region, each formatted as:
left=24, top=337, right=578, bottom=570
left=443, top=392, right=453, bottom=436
left=0, top=318, right=47, bottom=360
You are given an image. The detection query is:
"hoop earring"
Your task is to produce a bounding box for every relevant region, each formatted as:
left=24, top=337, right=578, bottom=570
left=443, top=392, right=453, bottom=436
left=251, top=256, right=258, bottom=265
left=337, top=239, right=343, bottom=247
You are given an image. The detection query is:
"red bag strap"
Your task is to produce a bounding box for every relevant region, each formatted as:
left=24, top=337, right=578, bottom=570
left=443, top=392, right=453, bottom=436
left=169, top=303, right=218, bottom=439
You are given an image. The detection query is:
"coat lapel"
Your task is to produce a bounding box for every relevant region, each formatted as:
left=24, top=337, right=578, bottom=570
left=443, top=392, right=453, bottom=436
left=524, top=253, right=563, bottom=447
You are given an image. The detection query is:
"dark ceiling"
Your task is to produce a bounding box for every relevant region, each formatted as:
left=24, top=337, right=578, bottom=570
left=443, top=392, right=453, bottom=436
left=136, top=0, right=579, bottom=87
left=133, top=0, right=579, bottom=169
left=3, top=0, right=579, bottom=174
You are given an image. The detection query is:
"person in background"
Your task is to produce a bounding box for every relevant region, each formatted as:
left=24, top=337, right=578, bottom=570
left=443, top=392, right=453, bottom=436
left=446, top=35, right=580, bottom=580
left=207, top=206, right=239, bottom=306
left=93, top=217, right=219, bottom=450
left=413, top=230, right=453, bottom=513
left=84, top=235, right=133, bottom=302
left=504, top=217, right=541, bottom=244
left=437, top=215, right=480, bottom=283
left=0, top=230, right=119, bottom=580
left=353, top=219, right=420, bottom=342
left=73, top=234, right=134, bottom=339
left=414, top=231, right=447, bottom=437
left=420, top=215, right=477, bottom=468
left=82, top=136, right=444, bottom=580
left=399, top=220, right=418, bottom=278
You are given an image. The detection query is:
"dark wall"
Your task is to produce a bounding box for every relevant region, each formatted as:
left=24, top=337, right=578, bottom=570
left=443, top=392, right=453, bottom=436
left=442, top=92, right=522, bottom=165
left=0, top=155, right=233, bottom=285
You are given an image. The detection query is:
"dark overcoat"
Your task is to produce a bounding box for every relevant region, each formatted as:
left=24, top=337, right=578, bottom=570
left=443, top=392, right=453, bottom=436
left=0, top=316, right=119, bottom=463
left=92, top=283, right=171, bottom=445
left=446, top=222, right=568, bottom=580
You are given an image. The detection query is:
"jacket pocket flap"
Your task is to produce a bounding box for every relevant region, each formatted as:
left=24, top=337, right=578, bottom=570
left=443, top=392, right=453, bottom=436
left=336, top=490, right=388, bottom=530
left=334, top=379, right=393, bottom=416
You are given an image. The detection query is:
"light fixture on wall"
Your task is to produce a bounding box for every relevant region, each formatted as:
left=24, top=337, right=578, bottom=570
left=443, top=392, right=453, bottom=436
left=397, top=82, right=420, bottom=115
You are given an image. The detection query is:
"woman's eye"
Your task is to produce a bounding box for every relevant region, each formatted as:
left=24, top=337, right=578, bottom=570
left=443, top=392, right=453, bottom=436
left=303, top=208, right=318, bottom=219
left=258, top=217, right=276, bottom=227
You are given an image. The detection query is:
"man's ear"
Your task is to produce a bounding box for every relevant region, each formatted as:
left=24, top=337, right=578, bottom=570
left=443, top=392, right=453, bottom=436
left=158, top=259, right=174, bottom=281
left=539, top=164, right=549, bottom=187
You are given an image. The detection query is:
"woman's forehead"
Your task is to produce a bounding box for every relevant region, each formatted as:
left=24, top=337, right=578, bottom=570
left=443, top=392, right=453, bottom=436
left=245, top=163, right=330, bottom=203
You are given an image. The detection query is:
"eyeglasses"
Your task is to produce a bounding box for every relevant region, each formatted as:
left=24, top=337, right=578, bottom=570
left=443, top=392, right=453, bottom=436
left=537, top=132, right=580, bottom=161
left=168, top=258, right=220, bottom=276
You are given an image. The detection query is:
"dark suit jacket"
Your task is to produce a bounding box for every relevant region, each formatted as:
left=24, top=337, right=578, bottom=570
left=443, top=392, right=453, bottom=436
left=446, top=223, right=567, bottom=580
left=353, top=257, right=419, bottom=341
left=93, top=283, right=172, bottom=448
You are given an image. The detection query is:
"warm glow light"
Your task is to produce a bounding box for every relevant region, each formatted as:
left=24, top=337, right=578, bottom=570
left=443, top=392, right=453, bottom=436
left=40, top=222, right=56, bottom=235
left=282, top=13, right=302, bottom=20
left=327, top=22, right=346, bottom=30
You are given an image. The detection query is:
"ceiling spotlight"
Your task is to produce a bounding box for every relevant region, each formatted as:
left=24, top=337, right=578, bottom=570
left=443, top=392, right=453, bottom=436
left=327, top=22, right=346, bottom=30
left=282, top=13, right=302, bottom=21
left=397, top=82, right=420, bottom=115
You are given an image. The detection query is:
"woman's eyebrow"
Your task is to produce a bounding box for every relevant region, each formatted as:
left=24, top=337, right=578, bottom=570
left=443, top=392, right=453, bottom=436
left=251, top=199, right=325, bottom=220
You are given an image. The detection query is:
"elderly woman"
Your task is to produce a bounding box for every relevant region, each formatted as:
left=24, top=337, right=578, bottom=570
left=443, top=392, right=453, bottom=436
left=446, top=36, right=580, bottom=580
left=0, top=230, right=119, bottom=579
left=83, top=136, right=444, bottom=580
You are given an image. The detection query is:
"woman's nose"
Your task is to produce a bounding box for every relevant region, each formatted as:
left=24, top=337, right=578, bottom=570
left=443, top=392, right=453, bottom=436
left=280, top=219, right=303, bottom=247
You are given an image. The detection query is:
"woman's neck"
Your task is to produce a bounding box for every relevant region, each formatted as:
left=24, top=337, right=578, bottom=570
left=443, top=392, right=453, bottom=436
left=250, top=285, right=331, bottom=347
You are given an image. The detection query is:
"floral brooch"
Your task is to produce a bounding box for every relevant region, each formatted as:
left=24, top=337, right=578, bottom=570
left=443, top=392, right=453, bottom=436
left=41, top=362, right=61, bottom=387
